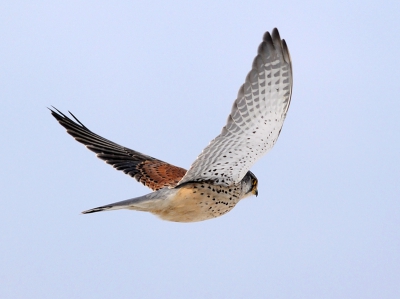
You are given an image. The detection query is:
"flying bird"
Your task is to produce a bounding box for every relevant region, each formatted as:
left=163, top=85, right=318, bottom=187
left=50, top=28, right=292, bottom=222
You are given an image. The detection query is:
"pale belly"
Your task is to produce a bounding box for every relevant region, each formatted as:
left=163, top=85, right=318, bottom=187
left=152, top=183, right=242, bottom=223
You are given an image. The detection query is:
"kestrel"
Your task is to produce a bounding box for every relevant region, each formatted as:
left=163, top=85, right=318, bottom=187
left=50, top=28, right=292, bottom=222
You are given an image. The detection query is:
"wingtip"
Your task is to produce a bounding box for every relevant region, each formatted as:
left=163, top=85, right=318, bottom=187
left=67, top=110, right=88, bottom=129
left=262, top=28, right=290, bottom=64
left=271, top=28, right=281, bottom=42
left=48, top=106, right=90, bottom=131
left=271, top=27, right=284, bottom=54
left=262, top=30, right=273, bottom=44
left=282, top=39, right=291, bottom=64
left=48, top=106, right=68, bottom=120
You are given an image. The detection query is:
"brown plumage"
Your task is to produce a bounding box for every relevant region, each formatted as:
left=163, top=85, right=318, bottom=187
left=50, top=108, right=186, bottom=191
left=136, top=160, right=186, bottom=190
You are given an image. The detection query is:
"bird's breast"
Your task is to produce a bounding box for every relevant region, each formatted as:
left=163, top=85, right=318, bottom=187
left=151, top=182, right=242, bottom=222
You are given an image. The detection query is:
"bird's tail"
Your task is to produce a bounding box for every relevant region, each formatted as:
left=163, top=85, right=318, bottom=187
left=81, top=189, right=173, bottom=214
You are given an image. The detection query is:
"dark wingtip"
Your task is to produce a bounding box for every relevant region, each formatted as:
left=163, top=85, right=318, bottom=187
left=282, top=39, right=291, bottom=64
left=271, top=28, right=283, bottom=53
left=48, top=106, right=69, bottom=121
left=272, top=28, right=281, bottom=41
left=68, top=110, right=88, bottom=129
left=48, top=106, right=90, bottom=131
left=262, top=31, right=273, bottom=44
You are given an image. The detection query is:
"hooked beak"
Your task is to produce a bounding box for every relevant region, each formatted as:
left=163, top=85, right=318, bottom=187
left=254, top=189, right=258, bottom=197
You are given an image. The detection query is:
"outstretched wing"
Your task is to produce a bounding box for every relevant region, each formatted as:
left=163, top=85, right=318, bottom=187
left=50, top=108, right=186, bottom=191
left=178, top=28, right=292, bottom=187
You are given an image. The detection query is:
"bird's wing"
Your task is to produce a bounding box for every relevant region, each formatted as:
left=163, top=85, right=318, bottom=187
left=50, top=108, right=186, bottom=191
left=178, top=28, right=292, bottom=187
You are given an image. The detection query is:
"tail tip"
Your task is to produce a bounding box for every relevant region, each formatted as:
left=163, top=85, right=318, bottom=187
left=81, top=205, right=113, bottom=214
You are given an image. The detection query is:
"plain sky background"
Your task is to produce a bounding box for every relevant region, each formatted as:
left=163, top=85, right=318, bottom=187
left=1, top=1, right=399, bottom=298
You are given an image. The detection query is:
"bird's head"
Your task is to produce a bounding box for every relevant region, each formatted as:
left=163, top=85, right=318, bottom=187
left=242, top=171, right=258, bottom=197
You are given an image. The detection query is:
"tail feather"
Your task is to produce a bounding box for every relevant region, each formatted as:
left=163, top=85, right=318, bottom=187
left=81, top=196, right=151, bottom=214
left=82, top=205, right=117, bottom=214
left=81, top=188, right=174, bottom=215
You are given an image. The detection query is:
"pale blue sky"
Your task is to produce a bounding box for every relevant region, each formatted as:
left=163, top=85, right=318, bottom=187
left=1, top=1, right=399, bottom=298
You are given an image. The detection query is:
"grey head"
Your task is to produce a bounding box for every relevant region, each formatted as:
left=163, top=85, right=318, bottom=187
left=241, top=171, right=258, bottom=197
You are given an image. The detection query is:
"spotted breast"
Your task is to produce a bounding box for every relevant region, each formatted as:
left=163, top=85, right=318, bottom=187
left=152, top=182, right=243, bottom=222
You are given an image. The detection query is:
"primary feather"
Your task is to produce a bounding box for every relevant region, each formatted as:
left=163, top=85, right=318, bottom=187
left=178, top=28, right=292, bottom=187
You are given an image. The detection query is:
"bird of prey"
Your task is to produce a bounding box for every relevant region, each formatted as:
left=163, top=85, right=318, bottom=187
left=50, top=28, right=292, bottom=222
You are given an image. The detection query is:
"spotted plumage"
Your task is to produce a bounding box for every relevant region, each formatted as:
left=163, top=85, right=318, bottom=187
left=50, top=28, right=292, bottom=222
